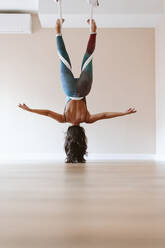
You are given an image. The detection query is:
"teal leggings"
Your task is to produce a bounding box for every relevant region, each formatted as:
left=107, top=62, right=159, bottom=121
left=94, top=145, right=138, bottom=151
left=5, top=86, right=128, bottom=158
left=56, top=33, right=96, bottom=101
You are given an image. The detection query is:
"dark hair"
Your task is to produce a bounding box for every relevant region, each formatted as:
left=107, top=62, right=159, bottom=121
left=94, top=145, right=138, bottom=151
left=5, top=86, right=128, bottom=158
left=64, top=126, right=87, bottom=163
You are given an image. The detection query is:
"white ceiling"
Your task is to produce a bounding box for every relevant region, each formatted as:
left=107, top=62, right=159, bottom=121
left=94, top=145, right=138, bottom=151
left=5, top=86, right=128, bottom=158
left=39, top=0, right=164, bottom=28
left=0, top=0, right=164, bottom=28
left=39, top=0, right=164, bottom=14
left=0, top=0, right=163, bottom=14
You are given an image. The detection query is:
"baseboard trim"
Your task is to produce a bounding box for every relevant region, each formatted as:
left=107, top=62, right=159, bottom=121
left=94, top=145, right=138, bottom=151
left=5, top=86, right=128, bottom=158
left=0, top=153, right=156, bottom=164
left=87, top=153, right=155, bottom=161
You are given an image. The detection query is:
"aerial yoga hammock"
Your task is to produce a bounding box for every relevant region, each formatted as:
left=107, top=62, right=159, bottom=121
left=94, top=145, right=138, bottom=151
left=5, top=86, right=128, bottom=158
left=19, top=0, right=136, bottom=163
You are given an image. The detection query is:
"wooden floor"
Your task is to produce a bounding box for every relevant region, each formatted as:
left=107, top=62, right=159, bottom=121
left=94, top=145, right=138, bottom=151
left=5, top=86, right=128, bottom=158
left=0, top=161, right=165, bottom=248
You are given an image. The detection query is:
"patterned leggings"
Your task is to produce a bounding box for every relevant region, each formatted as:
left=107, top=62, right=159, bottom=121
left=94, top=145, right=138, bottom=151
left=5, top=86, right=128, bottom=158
left=56, top=33, right=96, bottom=102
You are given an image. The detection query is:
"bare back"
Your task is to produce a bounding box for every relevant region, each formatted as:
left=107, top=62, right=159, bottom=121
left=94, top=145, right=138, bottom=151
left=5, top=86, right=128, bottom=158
left=64, top=100, right=90, bottom=125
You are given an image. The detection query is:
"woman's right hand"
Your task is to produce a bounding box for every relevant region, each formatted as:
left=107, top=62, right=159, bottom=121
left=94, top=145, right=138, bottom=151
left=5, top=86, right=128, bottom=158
left=18, top=103, right=31, bottom=111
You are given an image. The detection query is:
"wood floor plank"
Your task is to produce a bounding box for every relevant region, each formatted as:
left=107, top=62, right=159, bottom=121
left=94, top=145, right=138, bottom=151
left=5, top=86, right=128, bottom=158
left=0, top=161, right=165, bottom=248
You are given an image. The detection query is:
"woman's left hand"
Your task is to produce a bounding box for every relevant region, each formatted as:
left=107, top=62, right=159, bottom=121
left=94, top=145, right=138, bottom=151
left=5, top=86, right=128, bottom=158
left=125, top=107, right=137, bottom=115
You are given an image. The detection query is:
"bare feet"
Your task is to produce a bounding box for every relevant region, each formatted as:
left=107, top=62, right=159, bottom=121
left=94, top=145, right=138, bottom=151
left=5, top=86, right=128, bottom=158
left=56, top=18, right=64, bottom=34
left=87, top=19, right=97, bottom=32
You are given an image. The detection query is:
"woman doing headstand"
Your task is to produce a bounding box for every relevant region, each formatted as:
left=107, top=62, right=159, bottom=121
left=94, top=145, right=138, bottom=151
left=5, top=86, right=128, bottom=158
left=19, top=19, right=137, bottom=163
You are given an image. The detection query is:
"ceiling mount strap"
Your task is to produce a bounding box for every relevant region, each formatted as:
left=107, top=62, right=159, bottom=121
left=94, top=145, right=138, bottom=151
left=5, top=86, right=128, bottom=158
left=86, top=0, right=99, bottom=32
left=54, top=0, right=63, bottom=27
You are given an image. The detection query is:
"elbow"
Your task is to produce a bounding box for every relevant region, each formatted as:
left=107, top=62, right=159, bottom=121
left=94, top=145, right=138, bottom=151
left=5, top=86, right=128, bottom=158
left=104, top=113, right=109, bottom=119
left=86, top=120, right=94, bottom=124
left=47, top=110, right=50, bottom=117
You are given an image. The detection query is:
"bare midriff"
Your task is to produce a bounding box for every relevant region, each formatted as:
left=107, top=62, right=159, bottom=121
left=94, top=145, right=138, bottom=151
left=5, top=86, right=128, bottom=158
left=64, top=100, right=90, bottom=125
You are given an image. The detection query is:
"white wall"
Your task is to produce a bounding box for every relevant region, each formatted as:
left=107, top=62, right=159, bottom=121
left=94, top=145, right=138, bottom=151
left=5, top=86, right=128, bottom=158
left=156, top=0, right=165, bottom=159
left=0, top=15, right=155, bottom=161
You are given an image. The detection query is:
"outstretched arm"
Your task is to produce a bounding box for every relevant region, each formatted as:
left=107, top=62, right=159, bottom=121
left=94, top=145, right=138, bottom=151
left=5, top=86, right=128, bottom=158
left=19, top=104, right=65, bottom=123
left=87, top=108, right=137, bottom=124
